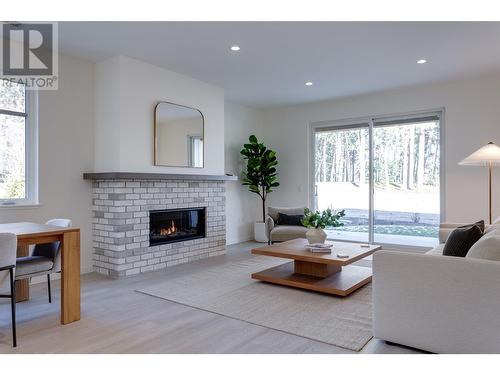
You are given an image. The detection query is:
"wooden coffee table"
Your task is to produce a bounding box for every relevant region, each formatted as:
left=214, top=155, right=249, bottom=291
left=251, top=238, right=381, bottom=296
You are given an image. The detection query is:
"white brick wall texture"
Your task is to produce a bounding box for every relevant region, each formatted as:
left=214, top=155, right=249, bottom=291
left=91, top=179, right=226, bottom=278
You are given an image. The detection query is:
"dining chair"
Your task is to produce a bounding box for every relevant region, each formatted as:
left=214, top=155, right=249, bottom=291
left=15, top=219, right=72, bottom=303
left=0, top=232, right=17, bottom=347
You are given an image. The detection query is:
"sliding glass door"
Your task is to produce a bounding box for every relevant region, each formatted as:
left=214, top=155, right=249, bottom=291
left=372, top=117, right=440, bottom=246
left=314, top=125, right=370, bottom=242
left=313, top=112, right=441, bottom=247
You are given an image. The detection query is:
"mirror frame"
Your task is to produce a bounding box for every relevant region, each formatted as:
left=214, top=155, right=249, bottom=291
left=154, top=101, right=205, bottom=168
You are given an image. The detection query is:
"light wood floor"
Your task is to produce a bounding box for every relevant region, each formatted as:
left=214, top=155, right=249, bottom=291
left=0, top=242, right=423, bottom=354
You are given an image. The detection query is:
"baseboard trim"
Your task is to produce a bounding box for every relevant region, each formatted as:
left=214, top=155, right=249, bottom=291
left=226, top=236, right=255, bottom=246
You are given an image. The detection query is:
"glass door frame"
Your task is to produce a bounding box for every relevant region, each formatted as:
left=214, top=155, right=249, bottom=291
left=309, top=108, right=445, bottom=247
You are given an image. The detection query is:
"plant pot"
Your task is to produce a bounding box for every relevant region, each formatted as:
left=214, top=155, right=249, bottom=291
left=306, top=228, right=327, bottom=244
left=254, top=222, right=268, bottom=243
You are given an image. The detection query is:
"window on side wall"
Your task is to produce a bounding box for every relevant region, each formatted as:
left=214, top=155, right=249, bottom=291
left=0, top=80, right=38, bottom=207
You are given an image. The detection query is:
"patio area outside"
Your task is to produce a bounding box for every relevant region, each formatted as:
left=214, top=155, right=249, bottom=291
left=318, top=182, right=439, bottom=247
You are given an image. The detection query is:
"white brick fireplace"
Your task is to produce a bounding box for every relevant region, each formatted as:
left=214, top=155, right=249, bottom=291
left=84, top=173, right=236, bottom=278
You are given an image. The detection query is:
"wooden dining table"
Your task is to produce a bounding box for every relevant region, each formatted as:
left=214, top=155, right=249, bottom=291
left=0, top=222, right=81, bottom=325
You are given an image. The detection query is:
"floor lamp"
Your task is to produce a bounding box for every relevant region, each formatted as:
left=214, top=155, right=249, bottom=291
left=459, top=142, right=500, bottom=224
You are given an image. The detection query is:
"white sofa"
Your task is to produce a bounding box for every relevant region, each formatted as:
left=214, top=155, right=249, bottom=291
left=373, top=222, right=500, bottom=353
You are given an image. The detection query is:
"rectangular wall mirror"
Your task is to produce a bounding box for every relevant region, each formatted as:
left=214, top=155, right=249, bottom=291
left=154, top=102, right=204, bottom=168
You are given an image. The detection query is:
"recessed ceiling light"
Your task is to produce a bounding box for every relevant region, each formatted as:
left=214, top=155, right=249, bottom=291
left=417, top=59, right=427, bottom=64
left=230, top=45, right=240, bottom=51
left=305, top=81, right=313, bottom=86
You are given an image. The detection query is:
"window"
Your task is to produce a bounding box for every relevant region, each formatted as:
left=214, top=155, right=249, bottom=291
left=0, top=80, right=38, bottom=206
left=188, top=135, right=203, bottom=168
left=312, top=111, right=441, bottom=247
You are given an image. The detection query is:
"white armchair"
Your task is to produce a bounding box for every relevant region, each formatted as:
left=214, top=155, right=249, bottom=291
left=266, top=206, right=308, bottom=245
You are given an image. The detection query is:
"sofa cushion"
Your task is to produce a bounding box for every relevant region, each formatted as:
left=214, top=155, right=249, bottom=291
left=466, top=235, right=500, bottom=261
left=16, top=255, right=54, bottom=277
left=483, top=227, right=500, bottom=238
left=485, top=224, right=500, bottom=234
left=268, top=206, right=306, bottom=222
left=277, top=212, right=304, bottom=226
left=270, top=225, right=308, bottom=242
left=442, top=224, right=483, bottom=257
left=425, top=244, right=445, bottom=256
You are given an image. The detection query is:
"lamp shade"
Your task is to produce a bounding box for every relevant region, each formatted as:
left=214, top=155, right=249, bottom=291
left=459, top=142, right=500, bottom=166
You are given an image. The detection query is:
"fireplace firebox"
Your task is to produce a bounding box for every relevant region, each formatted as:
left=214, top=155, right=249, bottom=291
left=149, top=208, right=206, bottom=246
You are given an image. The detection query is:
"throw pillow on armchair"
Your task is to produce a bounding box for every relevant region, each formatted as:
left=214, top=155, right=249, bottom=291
left=276, top=213, right=304, bottom=226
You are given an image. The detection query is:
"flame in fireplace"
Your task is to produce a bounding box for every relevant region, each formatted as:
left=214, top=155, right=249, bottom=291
left=159, top=220, right=177, bottom=236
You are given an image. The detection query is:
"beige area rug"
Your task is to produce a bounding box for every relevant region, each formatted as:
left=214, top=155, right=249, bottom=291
left=136, top=256, right=373, bottom=351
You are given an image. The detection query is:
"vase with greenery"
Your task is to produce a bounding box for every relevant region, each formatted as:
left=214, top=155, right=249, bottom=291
left=301, top=208, right=346, bottom=244
left=240, top=135, right=279, bottom=241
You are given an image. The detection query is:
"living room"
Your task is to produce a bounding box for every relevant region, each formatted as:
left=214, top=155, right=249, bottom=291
left=1, top=1, right=500, bottom=372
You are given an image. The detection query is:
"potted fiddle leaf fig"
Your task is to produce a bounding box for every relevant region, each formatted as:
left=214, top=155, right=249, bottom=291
left=240, top=135, right=279, bottom=242
left=302, top=208, right=346, bottom=244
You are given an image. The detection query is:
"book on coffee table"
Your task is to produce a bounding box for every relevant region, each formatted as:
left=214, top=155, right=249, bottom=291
left=305, top=243, right=333, bottom=253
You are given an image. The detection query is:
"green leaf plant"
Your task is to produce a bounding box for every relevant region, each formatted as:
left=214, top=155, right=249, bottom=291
left=240, top=135, right=280, bottom=222
left=301, top=208, right=346, bottom=229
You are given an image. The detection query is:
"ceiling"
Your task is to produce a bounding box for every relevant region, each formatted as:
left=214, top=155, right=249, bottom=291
left=59, top=22, right=500, bottom=108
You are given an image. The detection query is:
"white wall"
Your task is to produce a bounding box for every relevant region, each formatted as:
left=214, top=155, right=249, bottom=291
left=94, top=56, right=122, bottom=172
left=0, top=54, right=95, bottom=273
left=224, top=101, right=264, bottom=244
left=94, top=56, right=225, bottom=175
left=261, top=72, right=500, bottom=224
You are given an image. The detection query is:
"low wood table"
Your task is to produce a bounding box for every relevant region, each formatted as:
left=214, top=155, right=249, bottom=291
left=251, top=239, right=381, bottom=296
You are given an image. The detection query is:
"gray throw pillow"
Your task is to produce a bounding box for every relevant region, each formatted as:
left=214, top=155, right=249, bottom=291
left=469, top=220, right=485, bottom=233
left=443, top=223, right=483, bottom=257
left=277, top=213, right=304, bottom=226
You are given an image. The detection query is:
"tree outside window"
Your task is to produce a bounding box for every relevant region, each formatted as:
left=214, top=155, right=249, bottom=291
left=0, top=81, right=28, bottom=202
